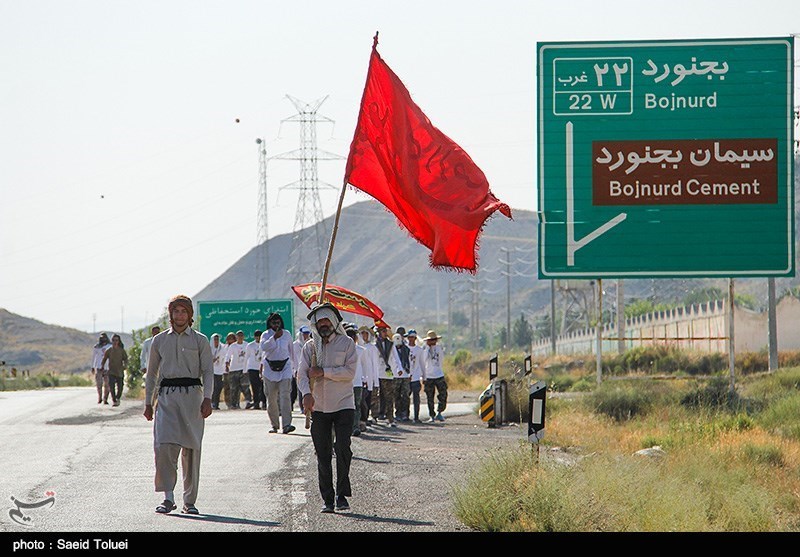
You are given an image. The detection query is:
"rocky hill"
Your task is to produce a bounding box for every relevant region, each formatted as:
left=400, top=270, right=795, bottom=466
left=0, top=309, right=132, bottom=376
left=194, top=197, right=800, bottom=333
left=194, top=199, right=540, bottom=330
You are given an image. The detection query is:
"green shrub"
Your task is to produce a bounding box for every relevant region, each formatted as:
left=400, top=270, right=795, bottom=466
left=740, top=443, right=784, bottom=467
left=778, top=352, right=800, bottom=368
left=452, top=447, right=534, bottom=531
left=453, top=447, right=782, bottom=531
left=571, top=376, right=596, bottom=392
left=685, top=353, right=728, bottom=375
left=451, top=349, right=472, bottom=368
left=586, top=381, right=655, bottom=421
left=126, top=330, right=145, bottom=393
left=738, top=351, right=769, bottom=375
left=680, top=377, right=740, bottom=410
left=548, top=375, right=575, bottom=392
left=756, top=392, right=800, bottom=441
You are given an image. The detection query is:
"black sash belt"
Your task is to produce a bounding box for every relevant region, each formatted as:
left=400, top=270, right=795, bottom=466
left=159, top=377, right=201, bottom=394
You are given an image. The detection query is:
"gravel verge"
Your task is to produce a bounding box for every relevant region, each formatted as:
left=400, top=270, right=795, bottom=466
left=299, top=390, right=525, bottom=532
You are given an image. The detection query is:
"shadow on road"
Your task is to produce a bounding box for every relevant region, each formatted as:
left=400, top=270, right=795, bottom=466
left=170, top=513, right=280, bottom=528
left=339, top=512, right=435, bottom=527
left=352, top=455, right=391, bottom=464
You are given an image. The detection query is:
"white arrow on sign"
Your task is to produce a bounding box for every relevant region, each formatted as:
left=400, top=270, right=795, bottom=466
left=565, top=121, right=627, bottom=266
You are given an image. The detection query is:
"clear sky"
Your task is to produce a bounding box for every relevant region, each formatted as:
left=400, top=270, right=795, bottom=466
left=1, top=0, right=798, bottom=334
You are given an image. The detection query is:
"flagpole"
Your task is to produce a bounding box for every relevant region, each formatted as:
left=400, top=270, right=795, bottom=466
left=306, top=178, right=348, bottom=430
left=319, top=178, right=348, bottom=305
left=318, top=32, right=376, bottom=305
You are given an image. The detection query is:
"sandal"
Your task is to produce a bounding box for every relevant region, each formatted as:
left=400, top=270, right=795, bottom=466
left=155, top=499, right=176, bottom=514
left=182, top=504, right=199, bottom=515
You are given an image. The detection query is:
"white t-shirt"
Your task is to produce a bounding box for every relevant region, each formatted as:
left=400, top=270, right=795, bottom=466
left=245, top=339, right=262, bottom=371
left=421, top=344, right=445, bottom=380
left=353, top=344, right=366, bottom=387
left=260, top=330, right=294, bottom=381
left=91, top=344, right=111, bottom=370
left=358, top=340, right=381, bottom=391
left=210, top=342, right=227, bottom=375
left=408, top=344, right=424, bottom=382
left=140, top=336, right=155, bottom=371
left=226, top=341, right=248, bottom=372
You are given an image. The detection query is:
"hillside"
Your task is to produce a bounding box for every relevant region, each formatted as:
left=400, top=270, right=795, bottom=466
left=194, top=199, right=539, bottom=330
left=194, top=196, right=800, bottom=333
left=0, top=309, right=132, bottom=376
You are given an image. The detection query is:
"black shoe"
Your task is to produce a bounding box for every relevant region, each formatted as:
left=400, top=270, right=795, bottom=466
left=283, top=424, right=296, bottom=434
left=352, top=429, right=361, bottom=437
left=181, top=504, right=199, bottom=515
left=245, top=402, right=254, bottom=409
left=335, top=496, right=350, bottom=511
left=320, top=503, right=335, bottom=513
left=155, top=499, right=176, bottom=514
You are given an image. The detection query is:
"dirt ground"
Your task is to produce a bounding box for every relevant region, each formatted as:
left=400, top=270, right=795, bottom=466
left=299, top=390, right=527, bottom=532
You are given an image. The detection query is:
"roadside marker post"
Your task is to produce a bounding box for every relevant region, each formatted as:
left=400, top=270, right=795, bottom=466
left=479, top=384, right=495, bottom=427
left=528, top=380, right=547, bottom=463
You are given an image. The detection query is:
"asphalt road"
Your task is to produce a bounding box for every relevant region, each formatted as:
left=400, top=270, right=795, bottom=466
left=0, top=387, right=479, bottom=533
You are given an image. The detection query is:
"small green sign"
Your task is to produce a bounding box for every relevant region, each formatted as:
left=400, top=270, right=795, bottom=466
left=538, top=37, right=794, bottom=278
left=197, top=299, right=294, bottom=341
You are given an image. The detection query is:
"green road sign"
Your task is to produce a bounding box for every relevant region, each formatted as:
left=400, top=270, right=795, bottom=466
left=197, top=299, right=294, bottom=341
left=538, top=37, right=794, bottom=278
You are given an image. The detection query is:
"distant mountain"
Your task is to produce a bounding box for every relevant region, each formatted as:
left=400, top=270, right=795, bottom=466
left=196, top=179, right=800, bottom=334
left=0, top=308, right=132, bottom=375
left=194, top=199, right=539, bottom=331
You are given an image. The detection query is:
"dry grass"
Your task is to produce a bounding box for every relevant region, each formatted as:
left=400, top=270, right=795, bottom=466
left=453, top=367, right=800, bottom=531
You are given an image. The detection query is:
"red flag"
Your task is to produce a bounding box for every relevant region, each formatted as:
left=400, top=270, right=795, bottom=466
left=344, top=35, right=512, bottom=273
left=291, top=282, right=389, bottom=329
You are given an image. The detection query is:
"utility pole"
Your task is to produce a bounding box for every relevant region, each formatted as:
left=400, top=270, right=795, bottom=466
left=436, top=282, right=441, bottom=326
left=255, top=138, right=270, bottom=297
left=595, top=279, right=602, bottom=385
left=447, top=280, right=453, bottom=344
left=471, top=276, right=480, bottom=348
left=550, top=281, right=557, bottom=355
left=617, top=279, right=626, bottom=354
left=728, top=278, right=736, bottom=394
left=92, top=313, right=96, bottom=334
left=768, top=278, right=778, bottom=371
left=499, top=247, right=511, bottom=349
left=120, top=306, right=124, bottom=333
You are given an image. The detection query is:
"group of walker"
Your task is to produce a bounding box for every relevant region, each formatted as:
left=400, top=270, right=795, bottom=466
left=138, top=294, right=449, bottom=516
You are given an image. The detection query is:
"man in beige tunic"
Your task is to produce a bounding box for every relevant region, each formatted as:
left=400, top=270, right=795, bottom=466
left=144, top=294, right=213, bottom=515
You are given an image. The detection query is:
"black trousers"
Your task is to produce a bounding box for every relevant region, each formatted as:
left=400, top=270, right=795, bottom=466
left=310, top=409, right=354, bottom=505
left=212, top=375, right=224, bottom=406
left=248, top=370, right=265, bottom=408
left=108, top=375, right=124, bottom=402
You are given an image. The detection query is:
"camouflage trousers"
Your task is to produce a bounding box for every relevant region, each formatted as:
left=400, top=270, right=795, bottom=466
left=423, top=377, right=448, bottom=417
left=379, top=378, right=395, bottom=422
left=393, top=377, right=411, bottom=420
